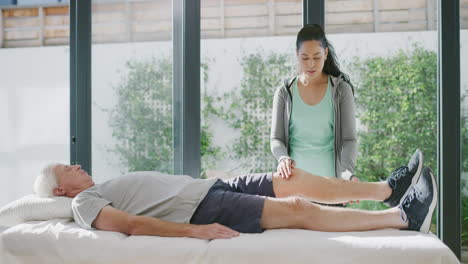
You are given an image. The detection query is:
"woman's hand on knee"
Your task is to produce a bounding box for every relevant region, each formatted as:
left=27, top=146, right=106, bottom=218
left=277, top=158, right=295, bottom=179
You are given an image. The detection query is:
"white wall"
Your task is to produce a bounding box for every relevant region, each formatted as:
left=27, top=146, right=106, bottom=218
left=0, top=46, right=70, bottom=207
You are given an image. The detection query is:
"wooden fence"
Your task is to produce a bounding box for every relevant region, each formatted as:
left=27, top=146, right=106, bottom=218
left=0, top=0, right=467, bottom=48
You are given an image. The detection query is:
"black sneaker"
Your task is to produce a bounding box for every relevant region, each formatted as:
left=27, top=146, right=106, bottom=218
left=383, top=149, right=424, bottom=207
left=399, top=166, right=438, bottom=233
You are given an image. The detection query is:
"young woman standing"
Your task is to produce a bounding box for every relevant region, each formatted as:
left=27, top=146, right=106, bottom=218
left=270, top=24, right=358, bottom=184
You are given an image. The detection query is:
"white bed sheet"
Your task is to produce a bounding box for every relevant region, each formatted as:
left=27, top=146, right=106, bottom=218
left=0, top=219, right=459, bottom=264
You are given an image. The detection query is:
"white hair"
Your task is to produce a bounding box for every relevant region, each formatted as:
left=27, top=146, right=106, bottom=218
left=34, top=163, right=60, bottom=197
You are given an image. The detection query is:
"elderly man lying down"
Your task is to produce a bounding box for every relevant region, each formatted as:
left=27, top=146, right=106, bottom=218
left=33, top=149, right=437, bottom=240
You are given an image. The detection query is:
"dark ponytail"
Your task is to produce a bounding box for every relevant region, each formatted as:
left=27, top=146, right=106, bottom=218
left=296, top=24, right=354, bottom=94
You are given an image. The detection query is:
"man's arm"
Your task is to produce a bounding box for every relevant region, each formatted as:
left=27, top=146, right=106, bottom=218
left=92, top=206, right=240, bottom=240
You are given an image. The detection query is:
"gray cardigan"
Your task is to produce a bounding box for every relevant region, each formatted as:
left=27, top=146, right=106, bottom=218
left=270, top=74, right=357, bottom=180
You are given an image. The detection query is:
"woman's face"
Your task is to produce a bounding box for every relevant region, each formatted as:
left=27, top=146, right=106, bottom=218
left=296, top=40, right=328, bottom=82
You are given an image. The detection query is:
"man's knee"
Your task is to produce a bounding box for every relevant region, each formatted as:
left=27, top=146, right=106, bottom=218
left=265, top=196, right=313, bottom=214
left=261, top=196, right=317, bottom=229
left=283, top=196, right=313, bottom=212
left=272, top=169, right=307, bottom=197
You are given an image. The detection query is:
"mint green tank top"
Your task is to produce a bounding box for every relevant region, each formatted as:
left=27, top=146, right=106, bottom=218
left=289, top=78, right=335, bottom=177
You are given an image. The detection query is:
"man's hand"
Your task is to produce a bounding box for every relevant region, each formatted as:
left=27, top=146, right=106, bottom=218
left=190, top=223, right=240, bottom=240
left=277, top=158, right=295, bottom=179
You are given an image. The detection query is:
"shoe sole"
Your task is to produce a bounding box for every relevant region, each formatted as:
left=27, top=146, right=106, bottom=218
left=419, top=167, right=438, bottom=233
left=398, top=149, right=424, bottom=206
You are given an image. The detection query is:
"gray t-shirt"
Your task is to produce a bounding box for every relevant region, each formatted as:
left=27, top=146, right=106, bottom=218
left=72, top=171, right=217, bottom=229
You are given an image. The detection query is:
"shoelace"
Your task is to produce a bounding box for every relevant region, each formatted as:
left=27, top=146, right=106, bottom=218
left=391, top=166, right=409, bottom=182
left=400, top=187, right=423, bottom=223
left=402, top=190, right=416, bottom=209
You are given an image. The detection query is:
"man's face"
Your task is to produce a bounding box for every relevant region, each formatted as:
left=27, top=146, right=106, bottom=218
left=53, top=164, right=94, bottom=197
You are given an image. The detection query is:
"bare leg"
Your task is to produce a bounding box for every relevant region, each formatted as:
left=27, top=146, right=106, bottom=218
left=261, top=197, right=407, bottom=232
left=272, top=168, right=392, bottom=204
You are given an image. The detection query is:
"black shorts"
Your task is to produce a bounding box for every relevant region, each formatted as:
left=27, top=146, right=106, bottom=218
left=190, top=172, right=275, bottom=233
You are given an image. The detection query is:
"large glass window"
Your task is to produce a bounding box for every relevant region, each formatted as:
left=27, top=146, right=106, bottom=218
left=325, top=0, right=438, bottom=227
left=0, top=5, right=69, bottom=207
left=91, top=0, right=173, bottom=182
left=200, top=0, right=302, bottom=178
